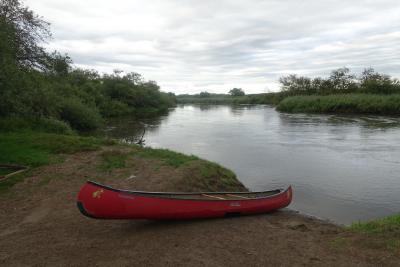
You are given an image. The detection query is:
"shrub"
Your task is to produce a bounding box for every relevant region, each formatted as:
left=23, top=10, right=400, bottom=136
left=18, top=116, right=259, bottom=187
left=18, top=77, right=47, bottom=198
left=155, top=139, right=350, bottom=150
left=277, top=94, right=400, bottom=115
left=0, top=116, right=73, bottom=134
left=99, top=99, right=134, bottom=117
left=59, top=98, right=103, bottom=131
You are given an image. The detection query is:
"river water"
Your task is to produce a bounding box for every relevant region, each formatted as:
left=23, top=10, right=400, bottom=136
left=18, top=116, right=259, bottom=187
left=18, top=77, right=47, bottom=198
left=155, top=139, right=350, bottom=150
left=103, top=104, right=400, bottom=225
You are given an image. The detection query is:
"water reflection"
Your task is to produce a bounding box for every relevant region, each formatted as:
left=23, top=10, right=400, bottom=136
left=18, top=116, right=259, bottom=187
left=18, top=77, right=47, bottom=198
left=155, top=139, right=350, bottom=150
left=102, top=105, right=400, bottom=224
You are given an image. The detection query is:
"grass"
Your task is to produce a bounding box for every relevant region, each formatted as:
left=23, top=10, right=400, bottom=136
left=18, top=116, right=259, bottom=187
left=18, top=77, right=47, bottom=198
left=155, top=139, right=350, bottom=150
left=348, top=214, right=400, bottom=252
left=349, top=214, right=400, bottom=234
left=99, top=150, right=129, bottom=171
left=0, top=130, right=108, bottom=192
left=0, top=129, right=243, bottom=193
left=277, top=94, right=400, bottom=115
left=199, top=162, right=238, bottom=185
left=0, top=131, right=105, bottom=167
left=0, top=116, right=74, bottom=134
left=134, top=147, right=199, bottom=168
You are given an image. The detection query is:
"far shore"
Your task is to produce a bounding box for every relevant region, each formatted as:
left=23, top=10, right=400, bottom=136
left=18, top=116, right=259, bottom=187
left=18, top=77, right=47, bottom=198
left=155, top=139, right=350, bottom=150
left=177, top=93, right=400, bottom=116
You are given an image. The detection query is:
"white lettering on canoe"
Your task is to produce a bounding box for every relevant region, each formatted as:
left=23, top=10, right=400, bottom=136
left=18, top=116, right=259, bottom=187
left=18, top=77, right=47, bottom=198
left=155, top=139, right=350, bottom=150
left=230, top=202, right=241, bottom=207
left=118, top=194, right=135, bottom=200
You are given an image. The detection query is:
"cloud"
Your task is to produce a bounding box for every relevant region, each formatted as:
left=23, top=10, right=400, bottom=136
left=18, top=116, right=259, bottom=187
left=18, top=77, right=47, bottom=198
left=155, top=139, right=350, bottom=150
left=26, top=0, right=400, bottom=94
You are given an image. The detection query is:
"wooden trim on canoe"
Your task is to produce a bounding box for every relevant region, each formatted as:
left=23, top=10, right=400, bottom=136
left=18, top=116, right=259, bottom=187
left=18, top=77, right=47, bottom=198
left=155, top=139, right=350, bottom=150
left=225, top=194, right=249, bottom=199
left=202, top=194, right=226, bottom=200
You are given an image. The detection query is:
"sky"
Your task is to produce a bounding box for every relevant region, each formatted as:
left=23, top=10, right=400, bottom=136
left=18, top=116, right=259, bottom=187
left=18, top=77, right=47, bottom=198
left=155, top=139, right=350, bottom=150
left=26, top=0, right=400, bottom=94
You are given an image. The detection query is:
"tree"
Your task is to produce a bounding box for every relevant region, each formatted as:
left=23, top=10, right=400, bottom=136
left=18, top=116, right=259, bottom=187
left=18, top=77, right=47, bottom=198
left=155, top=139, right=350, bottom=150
left=329, top=67, right=357, bottom=91
left=46, top=51, right=72, bottom=76
left=199, top=91, right=211, bottom=97
left=229, top=88, right=245, bottom=96
left=125, top=72, right=143, bottom=85
left=0, top=0, right=51, bottom=70
left=359, top=68, right=399, bottom=94
left=279, top=75, right=313, bottom=94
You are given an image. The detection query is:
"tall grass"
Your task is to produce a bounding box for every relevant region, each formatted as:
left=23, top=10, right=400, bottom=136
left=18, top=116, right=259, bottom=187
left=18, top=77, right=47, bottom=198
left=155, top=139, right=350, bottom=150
left=277, top=94, right=400, bottom=115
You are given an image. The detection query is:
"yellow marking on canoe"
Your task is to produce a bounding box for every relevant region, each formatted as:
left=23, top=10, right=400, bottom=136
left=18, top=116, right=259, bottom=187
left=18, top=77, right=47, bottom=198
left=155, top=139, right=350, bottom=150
left=92, top=189, right=104, bottom=199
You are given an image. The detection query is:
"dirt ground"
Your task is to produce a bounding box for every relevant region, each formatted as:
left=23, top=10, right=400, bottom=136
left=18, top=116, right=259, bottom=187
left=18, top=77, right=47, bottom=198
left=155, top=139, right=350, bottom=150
left=0, top=148, right=399, bottom=266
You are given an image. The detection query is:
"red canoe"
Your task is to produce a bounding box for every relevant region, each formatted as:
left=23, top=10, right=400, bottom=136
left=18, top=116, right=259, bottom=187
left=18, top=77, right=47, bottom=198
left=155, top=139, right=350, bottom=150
left=77, top=181, right=293, bottom=220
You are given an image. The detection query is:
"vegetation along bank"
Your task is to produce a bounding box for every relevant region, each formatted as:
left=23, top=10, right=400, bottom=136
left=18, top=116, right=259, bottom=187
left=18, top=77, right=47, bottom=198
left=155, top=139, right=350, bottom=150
left=0, top=0, right=176, bottom=133
left=178, top=67, right=400, bottom=115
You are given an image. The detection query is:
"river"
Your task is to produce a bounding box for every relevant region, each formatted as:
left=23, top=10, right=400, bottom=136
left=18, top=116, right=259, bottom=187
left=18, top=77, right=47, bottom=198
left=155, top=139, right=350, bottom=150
left=103, top=104, right=400, bottom=225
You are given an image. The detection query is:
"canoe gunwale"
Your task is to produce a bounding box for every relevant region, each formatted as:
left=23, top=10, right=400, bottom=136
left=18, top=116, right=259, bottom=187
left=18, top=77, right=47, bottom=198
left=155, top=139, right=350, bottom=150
left=86, top=180, right=291, bottom=201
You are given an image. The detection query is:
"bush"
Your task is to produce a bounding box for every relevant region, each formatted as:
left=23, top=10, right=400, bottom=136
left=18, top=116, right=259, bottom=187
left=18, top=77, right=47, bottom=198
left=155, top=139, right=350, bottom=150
left=277, top=94, right=400, bottom=115
left=0, top=116, right=73, bottom=134
left=99, top=99, right=134, bottom=117
left=59, top=98, right=103, bottom=131
left=36, top=117, right=74, bottom=134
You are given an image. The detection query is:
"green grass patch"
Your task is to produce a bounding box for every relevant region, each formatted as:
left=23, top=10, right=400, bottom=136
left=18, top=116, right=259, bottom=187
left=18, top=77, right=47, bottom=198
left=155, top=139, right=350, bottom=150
left=198, top=162, right=240, bottom=189
left=349, top=214, right=400, bottom=253
left=199, top=162, right=237, bottom=185
left=277, top=94, right=400, bottom=115
left=99, top=151, right=129, bottom=170
left=135, top=147, right=199, bottom=168
left=0, top=130, right=106, bottom=193
left=349, top=214, right=400, bottom=234
left=0, top=131, right=104, bottom=167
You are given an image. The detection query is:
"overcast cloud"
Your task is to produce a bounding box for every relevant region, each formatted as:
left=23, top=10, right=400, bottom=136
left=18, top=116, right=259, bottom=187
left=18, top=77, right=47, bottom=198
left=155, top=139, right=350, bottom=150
left=26, top=0, right=400, bottom=94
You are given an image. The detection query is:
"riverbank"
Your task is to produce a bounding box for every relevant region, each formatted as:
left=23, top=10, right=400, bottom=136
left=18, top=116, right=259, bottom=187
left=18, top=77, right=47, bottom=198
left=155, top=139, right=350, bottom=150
left=0, top=130, right=399, bottom=265
left=176, top=93, right=283, bottom=105
left=178, top=93, right=400, bottom=116
left=277, top=94, right=400, bottom=115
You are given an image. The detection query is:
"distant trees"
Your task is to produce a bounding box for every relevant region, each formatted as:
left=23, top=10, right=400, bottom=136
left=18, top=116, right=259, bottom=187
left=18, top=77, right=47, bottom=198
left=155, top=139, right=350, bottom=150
left=279, top=67, right=400, bottom=96
left=229, top=88, right=245, bottom=96
left=199, top=91, right=211, bottom=97
left=359, top=68, right=399, bottom=94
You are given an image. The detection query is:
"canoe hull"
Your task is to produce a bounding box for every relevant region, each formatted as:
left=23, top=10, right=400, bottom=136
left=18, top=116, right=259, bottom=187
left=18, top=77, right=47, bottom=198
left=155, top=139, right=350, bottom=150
left=77, top=181, right=292, bottom=220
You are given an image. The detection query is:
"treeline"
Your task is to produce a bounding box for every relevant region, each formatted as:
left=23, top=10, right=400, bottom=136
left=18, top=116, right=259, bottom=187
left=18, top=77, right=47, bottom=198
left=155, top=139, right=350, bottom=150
left=0, top=0, right=175, bottom=132
left=177, top=67, right=400, bottom=115
left=276, top=68, right=400, bottom=114
left=177, top=93, right=283, bottom=105
left=279, top=67, right=400, bottom=96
